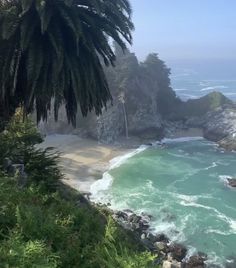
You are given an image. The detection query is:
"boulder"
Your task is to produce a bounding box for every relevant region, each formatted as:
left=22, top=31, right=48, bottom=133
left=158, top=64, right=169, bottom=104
left=123, top=209, right=133, bottom=214
left=227, top=178, right=236, bottom=188
left=129, top=214, right=142, bottom=223
left=169, top=243, right=187, bottom=262
left=183, top=255, right=206, bottom=267
left=115, top=211, right=128, bottom=220
left=156, top=233, right=170, bottom=243
left=138, top=219, right=150, bottom=231
left=141, top=238, right=155, bottom=251
left=162, top=260, right=181, bottom=268
left=154, top=242, right=169, bottom=253
left=146, top=232, right=158, bottom=243
left=202, top=105, right=236, bottom=150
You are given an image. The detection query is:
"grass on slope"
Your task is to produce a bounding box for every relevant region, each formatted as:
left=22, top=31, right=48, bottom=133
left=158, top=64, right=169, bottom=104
left=0, top=112, right=158, bottom=268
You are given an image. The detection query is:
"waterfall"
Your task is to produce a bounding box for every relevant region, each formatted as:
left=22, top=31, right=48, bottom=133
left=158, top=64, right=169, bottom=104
left=119, top=92, right=129, bottom=139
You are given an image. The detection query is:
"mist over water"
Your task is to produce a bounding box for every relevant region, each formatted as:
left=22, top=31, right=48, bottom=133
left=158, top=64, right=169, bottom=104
left=168, top=59, right=236, bottom=101
left=91, top=139, right=236, bottom=267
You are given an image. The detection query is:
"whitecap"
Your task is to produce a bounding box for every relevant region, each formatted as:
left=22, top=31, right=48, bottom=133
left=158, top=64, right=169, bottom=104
left=175, top=193, right=199, bottom=203
left=162, top=136, right=204, bottom=143
left=180, top=200, right=236, bottom=234
left=174, top=88, right=188, bottom=91
left=219, top=175, right=231, bottom=185
left=109, top=145, right=148, bottom=169
left=204, top=162, right=218, bottom=170
left=200, top=85, right=228, bottom=91
left=146, top=179, right=155, bottom=191
left=90, top=172, right=114, bottom=203
left=205, top=252, right=225, bottom=268
left=90, top=144, right=149, bottom=202
left=206, top=228, right=231, bottom=236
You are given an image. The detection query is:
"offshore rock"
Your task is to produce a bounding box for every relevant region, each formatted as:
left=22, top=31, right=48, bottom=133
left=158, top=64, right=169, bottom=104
left=202, top=105, right=236, bottom=150
left=227, top=178, right=236, bottom=188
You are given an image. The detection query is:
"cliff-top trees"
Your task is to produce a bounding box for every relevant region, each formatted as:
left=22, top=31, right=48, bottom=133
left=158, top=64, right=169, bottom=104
left=0, top=0, right=134, bottom=126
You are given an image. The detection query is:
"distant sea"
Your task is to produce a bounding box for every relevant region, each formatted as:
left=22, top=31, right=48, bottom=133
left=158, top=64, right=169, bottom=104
left=90, top=59, right=236, bottom=268
left=167, top=59, right=236, bottom=101
left=91, top=139, right=236, bottom=267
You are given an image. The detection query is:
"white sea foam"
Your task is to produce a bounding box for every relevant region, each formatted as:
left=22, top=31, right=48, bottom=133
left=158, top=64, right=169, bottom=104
left=200, top=85, right=228, bottom=91
left=90, top=144, right=149, bottom=202
left=90, top=172, right=113, bottom=196
left=206, top=228, right=232, bottom=236
left=162, top=136, right=204, bottom=143
left=109, top=145, right=148, bottom=169
left=219, top=175, right=236, bottom=191
left=174, top=88, right=188, bottom=91
left=175, top=193, right=199, bottom=203
left=219, top=175, right=231, bottom=185
left=180, top=200, right=236, bottom=234
left=204, top=161, right=218, bottom=170
left=205, top=253, right=225, bottom=268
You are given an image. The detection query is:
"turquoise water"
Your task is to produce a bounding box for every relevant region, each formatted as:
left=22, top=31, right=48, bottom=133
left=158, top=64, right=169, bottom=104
left=91, top=139, right=236, bottom=267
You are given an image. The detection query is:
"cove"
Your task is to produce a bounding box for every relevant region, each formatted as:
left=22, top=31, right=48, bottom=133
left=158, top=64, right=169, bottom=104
left=91, top=138, right=236, bottom=267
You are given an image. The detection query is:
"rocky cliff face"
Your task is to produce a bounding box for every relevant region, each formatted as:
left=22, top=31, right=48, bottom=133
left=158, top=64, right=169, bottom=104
left=39, top=51, right=167, bottom=143
left=203, top=105, right=236, bottom=150
left=187, top=106, right=236, bottom=151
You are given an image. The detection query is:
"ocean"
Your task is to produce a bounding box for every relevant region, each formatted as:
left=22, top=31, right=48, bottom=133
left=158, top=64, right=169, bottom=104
left=91, top=139, right=236, bottom=267
left=168, top=59, right=236, bottom=101
left=91, top=60, right=236, bottom=267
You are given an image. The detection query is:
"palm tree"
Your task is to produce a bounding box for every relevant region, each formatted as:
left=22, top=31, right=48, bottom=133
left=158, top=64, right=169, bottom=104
left=0, top=0, right=134, bottom=126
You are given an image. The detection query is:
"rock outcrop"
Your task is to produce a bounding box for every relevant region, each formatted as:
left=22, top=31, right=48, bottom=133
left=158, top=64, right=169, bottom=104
left=227, top=178, right=236, bottom=188
left=202, top=105, right=236, bottom=149
left=179, top=103, right=236, bottom=151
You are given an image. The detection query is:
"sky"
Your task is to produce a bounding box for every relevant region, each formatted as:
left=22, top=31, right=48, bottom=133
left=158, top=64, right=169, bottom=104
left=129, top=0, right=236, bottom=61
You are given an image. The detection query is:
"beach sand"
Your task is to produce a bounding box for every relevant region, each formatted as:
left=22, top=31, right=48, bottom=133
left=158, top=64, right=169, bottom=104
left=38, top=135, right=138, bottom=193
left=38, top=128, right=202, bottom=193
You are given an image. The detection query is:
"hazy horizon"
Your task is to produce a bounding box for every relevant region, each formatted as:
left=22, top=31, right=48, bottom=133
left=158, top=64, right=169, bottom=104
left=129, top=0, right=236, bottom=62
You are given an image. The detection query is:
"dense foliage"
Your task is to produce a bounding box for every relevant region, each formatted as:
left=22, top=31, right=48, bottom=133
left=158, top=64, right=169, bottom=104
left=0, top=115, right=159, bottom=268
left=105, top=48, right=179, bottom=116
left=169, top=91, right=233, bottom=120
left=0, top=0, right=134, bottom=126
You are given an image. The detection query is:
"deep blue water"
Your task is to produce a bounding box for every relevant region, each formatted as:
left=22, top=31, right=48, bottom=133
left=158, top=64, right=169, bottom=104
left=168, top=59, right=236, bottom=101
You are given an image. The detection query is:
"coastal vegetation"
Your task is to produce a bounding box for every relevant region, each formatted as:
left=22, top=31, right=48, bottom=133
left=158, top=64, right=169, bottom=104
left=0, top=0, right=133, bottom=126
left=0, top=113, right=158, bottom=268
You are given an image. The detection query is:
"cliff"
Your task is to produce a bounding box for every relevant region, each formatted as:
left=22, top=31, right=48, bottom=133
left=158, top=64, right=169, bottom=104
left=38, top=49, right=236, bottom=151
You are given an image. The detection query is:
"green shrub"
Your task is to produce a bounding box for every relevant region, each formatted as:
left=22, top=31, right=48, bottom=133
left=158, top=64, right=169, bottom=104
left=0, top=113, right=159, bottom=268
left=0, top=109, right=42, bottom=166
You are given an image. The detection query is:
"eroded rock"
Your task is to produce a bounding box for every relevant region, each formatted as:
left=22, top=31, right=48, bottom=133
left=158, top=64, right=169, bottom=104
left=169, top=243, right=187, bottom=262
left=227, top=178, right=236, bottom=188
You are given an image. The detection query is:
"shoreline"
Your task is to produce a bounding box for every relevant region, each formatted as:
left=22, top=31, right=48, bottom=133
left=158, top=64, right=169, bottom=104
left=38, top=127, right=203, bottom=194
left=38, top=130, right=231, bottom=267
left=38, top=134, right=148, bottom=193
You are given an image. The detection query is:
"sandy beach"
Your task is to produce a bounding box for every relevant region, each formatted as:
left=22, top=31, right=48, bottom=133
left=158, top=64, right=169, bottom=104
left=38, top=128, right=203, bottom=193
left=38, top=134, right=140, bottom=193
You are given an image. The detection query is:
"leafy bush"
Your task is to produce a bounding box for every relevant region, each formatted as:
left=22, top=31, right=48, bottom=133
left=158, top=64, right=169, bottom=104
left=0, top=115, right=159, bottom=267
left=0, top=109, right=42, bottom=165
left=169, top=91, right=233, bottom=120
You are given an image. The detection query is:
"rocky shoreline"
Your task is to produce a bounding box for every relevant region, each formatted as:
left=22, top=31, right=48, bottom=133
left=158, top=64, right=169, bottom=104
left=91, top=204, right=208, bottom=268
